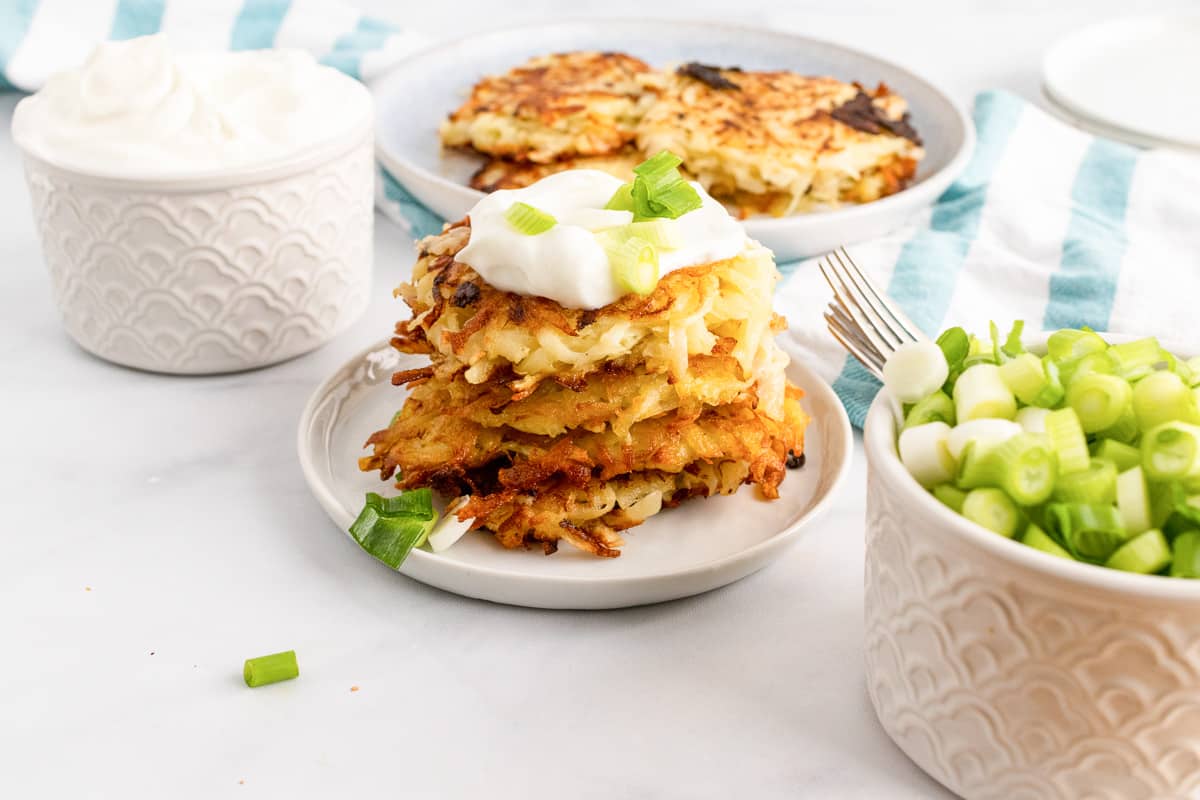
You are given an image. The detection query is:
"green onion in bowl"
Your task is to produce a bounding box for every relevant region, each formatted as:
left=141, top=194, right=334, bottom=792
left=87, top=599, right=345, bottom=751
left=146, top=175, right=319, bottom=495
left=887, top=323, right=1200, bottom=577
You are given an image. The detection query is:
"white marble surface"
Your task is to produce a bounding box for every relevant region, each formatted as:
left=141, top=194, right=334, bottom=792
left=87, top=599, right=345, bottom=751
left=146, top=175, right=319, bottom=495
left=2, top=2, right=1193, bottom=797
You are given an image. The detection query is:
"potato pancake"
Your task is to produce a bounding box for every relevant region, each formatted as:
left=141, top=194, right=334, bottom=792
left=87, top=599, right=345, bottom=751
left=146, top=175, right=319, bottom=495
left=469, top=149, right=641, bottom=192
left=440, top=52, right=654, bottom=163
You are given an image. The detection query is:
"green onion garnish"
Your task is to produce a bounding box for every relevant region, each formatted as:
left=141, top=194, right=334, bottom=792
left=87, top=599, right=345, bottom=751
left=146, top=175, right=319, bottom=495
left=961, top=487, right=1021, bottom=538
left=504, top=201, right=557, bottom=235
left=1022, top=524, right=1073, bottom=559
left=604, top=182, right=635, bottom=212
left=1091, top=439, right=1143, bottom=472
left=1045, top=502, right=1128, bottom=563
left=349, top=489, right=436, bottom=569
left=604, top=234, right=659, bottom=296
left=243, top=650, right=299, bottom=688
left=1066, top=373, right=1132, bottom=433
left=904, top=390, right=956, bottom=429
left=1052, top=458, right=1118, bottom=505
left=1105, top=528, right=1172, bottom=574
left=608, top=151, right=703, bottom=222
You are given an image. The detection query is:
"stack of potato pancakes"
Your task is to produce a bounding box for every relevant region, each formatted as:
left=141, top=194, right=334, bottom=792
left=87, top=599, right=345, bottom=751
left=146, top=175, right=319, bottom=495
left=359, top=219, right=810, bottom=557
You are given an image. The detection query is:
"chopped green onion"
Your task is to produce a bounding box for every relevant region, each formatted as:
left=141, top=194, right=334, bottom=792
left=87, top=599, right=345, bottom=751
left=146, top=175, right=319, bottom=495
left=999, top=353, right=1051, bottom=405
left=1105, top=528, right=1171, bottom=574
left=904, top=390, right=956, bottom=428
left=989, top=321, right=1003, bottom=364
left=1133, top=370, right=1196, bottom=430
left=627, top=219, right=684, bottom=249
left=961, top=488, right=1021, bottom=538
left=932, top=484, right=967, bottom=513
left=1045, top=408, right=1090, bottom=474
left=1187, top=357, right=1200, bottom=386
left=1116, top=466, right=1153, bottom=535
left=898, top=421, right=956, bottom=488
left=1061, top=350, right=1117, bottom=387
left=1015, top=406, right=1051, bottom=434
left=349, top=490, right=437, bottom=569
left=243, top=650, right=299, bottom=688
left=1066, top=373, right=1132, bottom=433
left=1142, top=422, right=1200, bottom=482
left=954, top=363, right=1017, bottom=421
left=1053, top=458, right=1116, bottom=505
left=1034, top=357, right=1067, bottom=408
left=884, top=341, right=951, bottom=405
left=605, top=182, right=635, bottom=212
left=1044, top=502, right=1128, bottom=563
left=626, top=151, right=703, bottom=220
left=1023, top=523, right=1073, bottom=560
left=1098, top=408, right=1139, bottom=444
left=504, top=201, right=556, bottom=235
left=1001, top=321, right=1026, bottom=359
left=604, top=234, right=659, bottom=296
left=1108, top=337, right=1163, bottom=381
left=1171, top=532, right=1200, bottom=577
left=1047, top=328, right=1108, bottom=364
left=959, top=433, right=1057, bottom=506
left=632, top=149, right=684, bottom=179
left=936, top=327, right=970, bottom=378
left=1091, top=439, right=1142, bottom=472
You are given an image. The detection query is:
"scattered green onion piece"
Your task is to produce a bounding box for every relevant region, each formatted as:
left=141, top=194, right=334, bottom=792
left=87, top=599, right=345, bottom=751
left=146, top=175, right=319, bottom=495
left=1170, top=532, right=1200, bottom=577
left=1066, top=373, right=1133, bottom=433
left=1023, top=523, right=1073, bottom=560
left=959, top=433, right=1057, bottom=506
left=961, top=488, right=1021, bottom=538
left=999, top=353, right=1050, bottom=405
left=1133, top=370, right=1196, bottom=430
left=504, top=201, right=556, bottom=235
left=627, top=219, right=684, bottom=249
left=1108, top=336, right=1163, bottom=381
left=1105, top=528, right=1171, bottom=574
left=933, top=484, right=967, bottom=513
left=1053, top=458, right=1116, bottom=505
left=946, top=418, right=1022, bottom=461
left=605, top=234, right=659, bottom=296
left=349, top=490, right=437, bottom=569
left=1047, top=328, right=1108, bottom=364
left=1091, top=439, right=1142, bottom=472
left=1116, top=466, right=1153, bottom=535
left=605, top=182, right=635, bottom=212
left=1142, top=422, right=1200, bottom=482
left=904, top=390, right=956, bottom=428
left=1016, top=406, right=1051, bottom=434
left=898, top=421, right=956, bottom=488
left=1033, top=357, right=1067, bottom=408
left=1044, top=502, right=1128, bottom=563
left=1045, top=408, right=1090, bottom=474
left=243, top=650, right=299, bottom=688
left=936, top=327, right=970, bottom=375
left=632, top=149, right=684, bottom=179
left=954, top=363, right=1017, bottom=422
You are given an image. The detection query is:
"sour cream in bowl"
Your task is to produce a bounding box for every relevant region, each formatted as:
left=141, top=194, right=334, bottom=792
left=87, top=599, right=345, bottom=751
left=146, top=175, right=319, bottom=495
left=13, top=35, right=375, bottom=374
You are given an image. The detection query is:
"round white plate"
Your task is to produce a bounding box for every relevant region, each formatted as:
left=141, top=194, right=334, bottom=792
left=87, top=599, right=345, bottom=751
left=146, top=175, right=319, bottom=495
left=371, top=19, right=974, bottom=262
left=1043, top=15, right=1200, bottom=151
left=297, top=340, right=853, bottom=609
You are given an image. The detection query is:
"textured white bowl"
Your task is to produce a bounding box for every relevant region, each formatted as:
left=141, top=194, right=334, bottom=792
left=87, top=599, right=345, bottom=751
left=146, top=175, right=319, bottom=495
left=863, top=347, right=1200, bottom=799
left=18, top=124, right=375, bottom=374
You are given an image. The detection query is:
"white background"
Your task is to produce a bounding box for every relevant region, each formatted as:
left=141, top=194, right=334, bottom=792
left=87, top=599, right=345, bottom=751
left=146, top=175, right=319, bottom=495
left=3, top=1, right=1195, bottom=797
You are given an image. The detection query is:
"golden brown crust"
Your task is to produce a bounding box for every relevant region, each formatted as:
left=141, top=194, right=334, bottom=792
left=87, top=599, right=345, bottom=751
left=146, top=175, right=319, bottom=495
left=469, top=149, right=641, bottom=191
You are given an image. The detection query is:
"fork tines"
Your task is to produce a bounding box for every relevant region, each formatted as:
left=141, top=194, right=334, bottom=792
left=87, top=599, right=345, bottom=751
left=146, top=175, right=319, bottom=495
left=818, top=247, right=926, bottom=381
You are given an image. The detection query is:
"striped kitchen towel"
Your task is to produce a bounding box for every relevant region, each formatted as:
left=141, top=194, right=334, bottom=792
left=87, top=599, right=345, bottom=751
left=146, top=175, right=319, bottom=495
left=775, top=89, right=1200, bottom=427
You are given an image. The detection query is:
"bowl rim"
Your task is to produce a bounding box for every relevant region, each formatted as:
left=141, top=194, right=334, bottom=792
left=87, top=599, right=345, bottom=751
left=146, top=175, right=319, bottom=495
left=13, top=107, right=373, bottom=192
left=863, top=329, right=1200, bottom=602
left=369, top=16, right=975, bottom=231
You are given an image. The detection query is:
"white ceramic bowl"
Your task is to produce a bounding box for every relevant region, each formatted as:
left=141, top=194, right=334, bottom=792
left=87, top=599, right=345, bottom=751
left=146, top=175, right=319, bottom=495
left=18, top=123, right=375, bottom=374
left=372, top=19, right=973, bottom=262
left=863, top=340, right=1200, bottom=799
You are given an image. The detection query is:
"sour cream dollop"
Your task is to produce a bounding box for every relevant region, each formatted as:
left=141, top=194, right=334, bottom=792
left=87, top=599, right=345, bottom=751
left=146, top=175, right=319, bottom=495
left=458, top=170, right=748, bottom=310
left=11, top=34, right=371, bottom=178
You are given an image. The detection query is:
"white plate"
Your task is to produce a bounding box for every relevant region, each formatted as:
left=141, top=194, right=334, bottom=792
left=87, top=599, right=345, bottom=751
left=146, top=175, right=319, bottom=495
left=371, top=19, right=974, bottom=262
left=297, top=340, right=853, bottom=609
left=1043, top=15, right=1200, bottom=151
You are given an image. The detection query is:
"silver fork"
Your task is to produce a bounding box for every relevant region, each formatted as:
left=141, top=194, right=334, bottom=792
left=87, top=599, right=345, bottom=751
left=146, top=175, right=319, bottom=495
left=818, top=247, right=928, bottom=379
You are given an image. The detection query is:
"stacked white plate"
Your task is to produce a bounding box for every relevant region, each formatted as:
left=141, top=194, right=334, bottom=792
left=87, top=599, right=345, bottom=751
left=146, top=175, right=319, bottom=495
left=1043, top=15, right=1200, bottom=151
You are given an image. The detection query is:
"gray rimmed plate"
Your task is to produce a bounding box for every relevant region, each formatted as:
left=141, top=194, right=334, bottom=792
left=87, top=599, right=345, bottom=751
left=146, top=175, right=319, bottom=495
left=297, top=340, right=852, bottom=610
left=370, top=19, right=973, bottom=262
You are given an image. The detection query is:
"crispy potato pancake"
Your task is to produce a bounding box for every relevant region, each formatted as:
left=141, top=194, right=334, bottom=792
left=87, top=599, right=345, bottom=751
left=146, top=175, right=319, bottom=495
left=394, top=221, right=787, bottom=417
left=636, top=65, right=924, bottom=216
left=469, top=149, right=641, bottom=192
left=361, top=386, right=808, bottom=555
left=440, top=52, right=654, bottom=163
